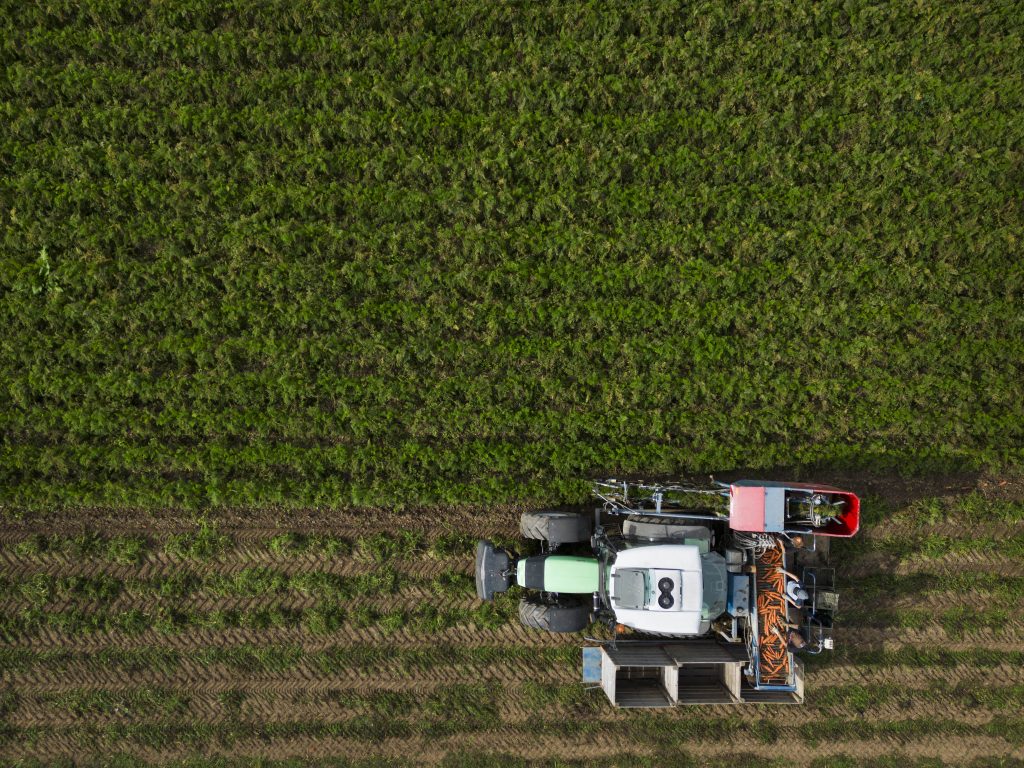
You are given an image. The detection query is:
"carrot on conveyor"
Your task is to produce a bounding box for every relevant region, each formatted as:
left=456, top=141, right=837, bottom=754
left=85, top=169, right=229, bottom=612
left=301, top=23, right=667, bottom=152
left=755, top=543, right=792, bottom=684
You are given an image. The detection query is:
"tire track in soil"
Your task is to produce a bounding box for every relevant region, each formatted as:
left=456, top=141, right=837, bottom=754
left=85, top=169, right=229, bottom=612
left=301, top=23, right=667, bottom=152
left=860, top=519, right=1024, bottom=541
left=10, top=689, right=603, bottom=730
left=7, top=617, right=1022, bottom=656
left=4, top=487, right=1024, bottom=764
left=8, top=682, right=1017, bottom=731
left=835, top=626, right=1024, bottom=651
left=0, top=661, right=576, bottom=693
left=841, top=550, right=1024, bottom=579
left=0, top=587, right=481, bottom=615
left=0, top=550, right=475, bottom=580
left=844, top=588, right=1024, bottom=612
left=0, top=504, right=527, bottom=540
left=4, top=728, right=1021, bottom=765
left=0, top=620, right=583, bottom=652
left=810, top=662, right=1024, bottom=688
left=8, top=655, right=1022, bottom=696
left=0, top=731, right=650, bottom=764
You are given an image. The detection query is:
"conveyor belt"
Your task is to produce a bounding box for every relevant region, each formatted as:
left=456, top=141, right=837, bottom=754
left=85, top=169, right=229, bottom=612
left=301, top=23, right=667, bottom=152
left=754, top=544, right=792, bottom=686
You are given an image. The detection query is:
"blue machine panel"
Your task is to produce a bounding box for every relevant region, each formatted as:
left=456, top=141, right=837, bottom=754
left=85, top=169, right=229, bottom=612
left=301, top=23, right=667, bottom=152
left=764, top=487, right=786, bottom=532
left=727, top=573, right=751, bottom=617
left=581, top=646, right=602, bottom=683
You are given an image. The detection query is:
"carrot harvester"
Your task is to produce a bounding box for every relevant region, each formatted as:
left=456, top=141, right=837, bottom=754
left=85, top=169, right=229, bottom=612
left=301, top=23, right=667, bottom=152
left=476, top=478, right=859, bottom=706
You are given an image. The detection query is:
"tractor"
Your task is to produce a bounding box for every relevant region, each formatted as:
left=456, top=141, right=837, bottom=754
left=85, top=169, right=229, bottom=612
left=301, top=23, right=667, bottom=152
left=476, top=479, right=860, bottom=706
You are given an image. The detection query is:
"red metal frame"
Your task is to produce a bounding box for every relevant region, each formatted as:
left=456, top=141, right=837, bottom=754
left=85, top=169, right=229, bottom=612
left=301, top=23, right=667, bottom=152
left=728, top=482, right=860, bottom=538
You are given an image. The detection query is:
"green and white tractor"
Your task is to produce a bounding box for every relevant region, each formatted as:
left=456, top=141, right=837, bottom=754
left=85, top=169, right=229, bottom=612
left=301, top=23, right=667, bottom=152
left=476, top=479, right=860, bottom=703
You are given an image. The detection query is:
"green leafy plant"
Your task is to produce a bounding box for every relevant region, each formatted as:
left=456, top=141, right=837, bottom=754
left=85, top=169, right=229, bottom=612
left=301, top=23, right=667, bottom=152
left=164, top=519, right=231, bottom=560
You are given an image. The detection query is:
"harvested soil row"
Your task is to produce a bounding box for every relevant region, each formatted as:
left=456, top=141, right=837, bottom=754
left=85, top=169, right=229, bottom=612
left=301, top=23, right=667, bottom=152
left=859, top=519, right=1024, bottom=541
left=835, top=626, right=1024, bottom=651
left=12, top=616, right=1019, bottom=655
left=842, top=588, right=1024, bottom=613
left=810, top=662, right=1024, bottom=689
left=6, top=683, right=1015, bottom=731
left=841, top=551, right=1024, bottom=579
left=0, top=621, right=577, bottom=652
left=0, top=587, right=479, bottom=615
left=8, top=653, right=1021, bottom=696
left=0, top=504, right=526, bottom=539
left=0, top=658, right=575, bottom=691
left=0, top=550, right=474, bottom=580
left=2, top=724, right=1020, bottom=765
left=0, top=658, right=577, bottom=693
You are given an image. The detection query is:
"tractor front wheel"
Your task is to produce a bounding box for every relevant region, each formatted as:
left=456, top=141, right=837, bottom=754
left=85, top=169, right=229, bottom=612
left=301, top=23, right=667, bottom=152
left=518, top=596, right=590, bottom=633
left=519, top=510, right=593, bottom=546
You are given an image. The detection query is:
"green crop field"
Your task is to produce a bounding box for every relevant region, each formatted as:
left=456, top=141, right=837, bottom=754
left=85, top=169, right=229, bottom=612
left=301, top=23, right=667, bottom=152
left=1, top=0, right=1024, bottom=765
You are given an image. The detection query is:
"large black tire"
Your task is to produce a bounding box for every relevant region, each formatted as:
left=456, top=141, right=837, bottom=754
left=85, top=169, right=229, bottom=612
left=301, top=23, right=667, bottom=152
left=519, top=510, right=593, bottom=546
left=518, top=596, right=590, bottom=633
left=623, top=515, right=713, bottom=547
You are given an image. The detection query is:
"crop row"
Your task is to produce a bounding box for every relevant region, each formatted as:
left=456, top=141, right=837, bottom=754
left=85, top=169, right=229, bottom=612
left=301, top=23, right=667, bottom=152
left=5, top=323, right=1019, bottom=423
left=4, top=1, right=1020, bottom=77
left=3, top=0, right=1022, bottom=509
left=5, top=446, right=1020, bottom=510
left=868, top=493, right=1024, bottom=527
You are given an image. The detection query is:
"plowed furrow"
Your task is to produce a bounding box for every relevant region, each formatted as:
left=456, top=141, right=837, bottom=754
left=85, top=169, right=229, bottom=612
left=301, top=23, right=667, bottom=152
left=842, top=552, right=1024, bottom=579
left=861, top=520, right=1024, bottom=541
left=0, top=505, right=525, bottom=540
left=0, top=621, right=578, bottom=652
left=835, top=626, right=1024, bottom=651
left=0, top=589, right=478, bottom=615
left=1, top=660, right=575, bottom=691
left=2, top=728, right=1020, bottom=765
left=0, top=552, right=473, bottom=580
left=810, top=662, right=1024, bottom=688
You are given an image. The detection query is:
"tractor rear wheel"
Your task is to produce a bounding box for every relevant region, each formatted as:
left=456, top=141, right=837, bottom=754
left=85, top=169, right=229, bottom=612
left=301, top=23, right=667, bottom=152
left=519, top=510, right=593, bottom=546
left=518, top=596, right=590, bottom=633
left=624, top=515, right=713, bottom=548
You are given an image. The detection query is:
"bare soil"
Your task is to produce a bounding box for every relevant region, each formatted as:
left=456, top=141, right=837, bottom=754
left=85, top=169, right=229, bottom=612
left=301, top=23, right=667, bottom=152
left=2, top=475, right=1023, bottom=765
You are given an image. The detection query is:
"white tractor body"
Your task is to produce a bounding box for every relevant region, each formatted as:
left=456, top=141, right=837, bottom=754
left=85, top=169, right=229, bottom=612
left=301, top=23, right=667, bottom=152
left=609, top=544, right=705, bottom=635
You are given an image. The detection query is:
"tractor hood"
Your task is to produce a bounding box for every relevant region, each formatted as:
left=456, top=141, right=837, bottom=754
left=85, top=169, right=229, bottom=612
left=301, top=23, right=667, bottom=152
left=516, top=555, right=600, bottom=594
left=609, top=544, right=708, bottom=635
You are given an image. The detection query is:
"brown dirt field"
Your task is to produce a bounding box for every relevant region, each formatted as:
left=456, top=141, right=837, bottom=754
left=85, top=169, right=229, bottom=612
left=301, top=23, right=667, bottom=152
left=842, top=553, right=1024, bottom=580
left=2, top=726, right=1021, bottom=766
left=7, top=674, right=1019, bottom=728
left=0, top=503, right=529, bottom=539
left=0, top=622, right=585, bottom=653
left=2, top=476, right=1023, bottom=765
